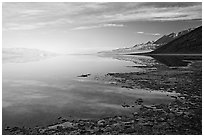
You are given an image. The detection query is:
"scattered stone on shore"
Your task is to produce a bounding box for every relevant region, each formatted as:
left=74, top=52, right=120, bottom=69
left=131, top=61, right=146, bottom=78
left=121, top=102, right=130, bottom=108
left=77, top=73, right=91, bottom=77
left=135, top=98, right=144, bottom=105
left=4, top=61, right=202, bottom=135
left=48, top=122, right=74, bottom=130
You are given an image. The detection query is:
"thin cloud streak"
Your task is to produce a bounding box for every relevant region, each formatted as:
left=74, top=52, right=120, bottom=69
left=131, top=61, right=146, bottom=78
left=3, top=18, right=73, bottom=31
left=136, top=31, right=161, bottom=36
left=72, top=23, right=124, bottom=30
left=3, top=2, right=202, bottom=31
left=137, top=32, right=144, bottom=34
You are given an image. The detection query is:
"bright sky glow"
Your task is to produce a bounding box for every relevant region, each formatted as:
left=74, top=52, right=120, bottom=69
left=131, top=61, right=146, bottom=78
left=3, top=2, right=202, bottom=53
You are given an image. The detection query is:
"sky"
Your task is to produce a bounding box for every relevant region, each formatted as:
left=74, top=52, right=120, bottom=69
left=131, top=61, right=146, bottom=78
left=2, top=2, right=202, bottom=54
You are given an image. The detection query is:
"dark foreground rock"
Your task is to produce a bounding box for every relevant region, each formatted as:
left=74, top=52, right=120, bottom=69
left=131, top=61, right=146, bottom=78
left=77, top=73, right=91, bottom=77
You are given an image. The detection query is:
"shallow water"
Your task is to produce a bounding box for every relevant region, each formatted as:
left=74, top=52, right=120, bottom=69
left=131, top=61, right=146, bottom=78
left=3, top=54, right=178, bottom=128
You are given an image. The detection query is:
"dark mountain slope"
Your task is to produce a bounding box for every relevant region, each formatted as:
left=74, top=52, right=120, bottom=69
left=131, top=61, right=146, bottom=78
left=153, top=28, right=194, bottom=45
left=153, top=33, right=176, bottom=44
left=151, top=26, right=202, bottom=54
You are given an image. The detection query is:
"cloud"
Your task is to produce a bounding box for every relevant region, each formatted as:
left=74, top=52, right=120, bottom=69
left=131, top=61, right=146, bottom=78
left=3, top=18, right=73, bottom=31
left=3, top=2, right=202, bottom=31
left=152, top=33, right=161, bottom=36
left=136, top=31, right=161, bottom=36
left=72, top=23, right=124, bottom=30
left=20, top=9, right=45, bottom=15
left=3, top=23, right=39, bottom=31
left=137, top=32, right=144, bottom=34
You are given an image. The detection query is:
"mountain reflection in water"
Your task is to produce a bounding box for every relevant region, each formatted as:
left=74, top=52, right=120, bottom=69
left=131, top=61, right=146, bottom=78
left=114, top=54, right=202, bottom=68
left=149, top=55, right=202, bottom=67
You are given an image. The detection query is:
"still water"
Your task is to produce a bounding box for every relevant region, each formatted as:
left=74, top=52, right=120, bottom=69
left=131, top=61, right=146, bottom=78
left=3, top=54, right=177, bottom=128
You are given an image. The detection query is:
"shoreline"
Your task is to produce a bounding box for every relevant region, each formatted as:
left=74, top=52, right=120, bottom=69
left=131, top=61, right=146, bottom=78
left=4, top=60, right=202, bottom=135
left=127, top=52, right=202, bottom=56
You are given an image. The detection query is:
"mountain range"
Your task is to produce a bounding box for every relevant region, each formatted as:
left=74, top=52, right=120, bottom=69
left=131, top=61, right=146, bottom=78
left=153, top=28, right=194, bottom=45
left=99, top=26, right=201, bottom=55
left=150, top=26, right=202, bottom=54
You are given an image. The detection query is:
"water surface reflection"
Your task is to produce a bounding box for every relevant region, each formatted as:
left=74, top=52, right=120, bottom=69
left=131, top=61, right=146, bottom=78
left=3, top=54, right=180, bottom=128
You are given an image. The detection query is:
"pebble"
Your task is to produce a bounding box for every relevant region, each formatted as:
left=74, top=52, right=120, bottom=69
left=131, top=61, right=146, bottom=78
left=97, top=120, right=106, bottom=126
left=48, top=122, right=74, bottom=130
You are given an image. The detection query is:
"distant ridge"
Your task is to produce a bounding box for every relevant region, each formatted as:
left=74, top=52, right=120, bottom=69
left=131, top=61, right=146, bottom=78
left=150, top=26, right=202, bottom=54
left=153, top=28, right=194, bottom=45
left=99, top=27, right=197, bottom=55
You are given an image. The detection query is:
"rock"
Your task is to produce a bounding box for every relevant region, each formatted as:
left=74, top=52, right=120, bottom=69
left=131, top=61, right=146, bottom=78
left=48, top=122, right=74, bottom=130
left=135, top=98, right=144, bottom=105
left=77, top=74, right=91, bottom=77
left=70, top=130, right=81, bottom=135
left=124, top=128, right=135, bottom=133
left=134, top=119, right=140, bottom=123
left=4, top=126, right=11, bottom=130
left=103, top=126, right=112, bottom=132
left=57, top=117, right=62, bottom=120
left=97, top=120, right=106, bottom=126
left=114, top=116, right=122, bottom=120
left=157, top=117, right=166, bottom=122
left=170, top=95, right=178, bottom=99
left=122, top=103, right=130, bottom=108
left=141, top=122, right=154, bottom=127
left=78, top=121, right=85, bottom=126
left=109, top=82, right=117, bottom=84
left=111, top=123, right=124, bottom=131
left=59, top=118, right=67, bottom=122
left=179, top=97, right=185, bottom=100
left=142, top=105, right=155, bottom=110
left=39, top=129, right=46, bottom=134
left=10, top=127, right=20, bottom=132
left=123, top=122, right=133, bottom=128
left=132, top=112, right=139, bottom=116
left=124, top=121, right=134, bottom=124
left=168, top=113, right=175, bottom=119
